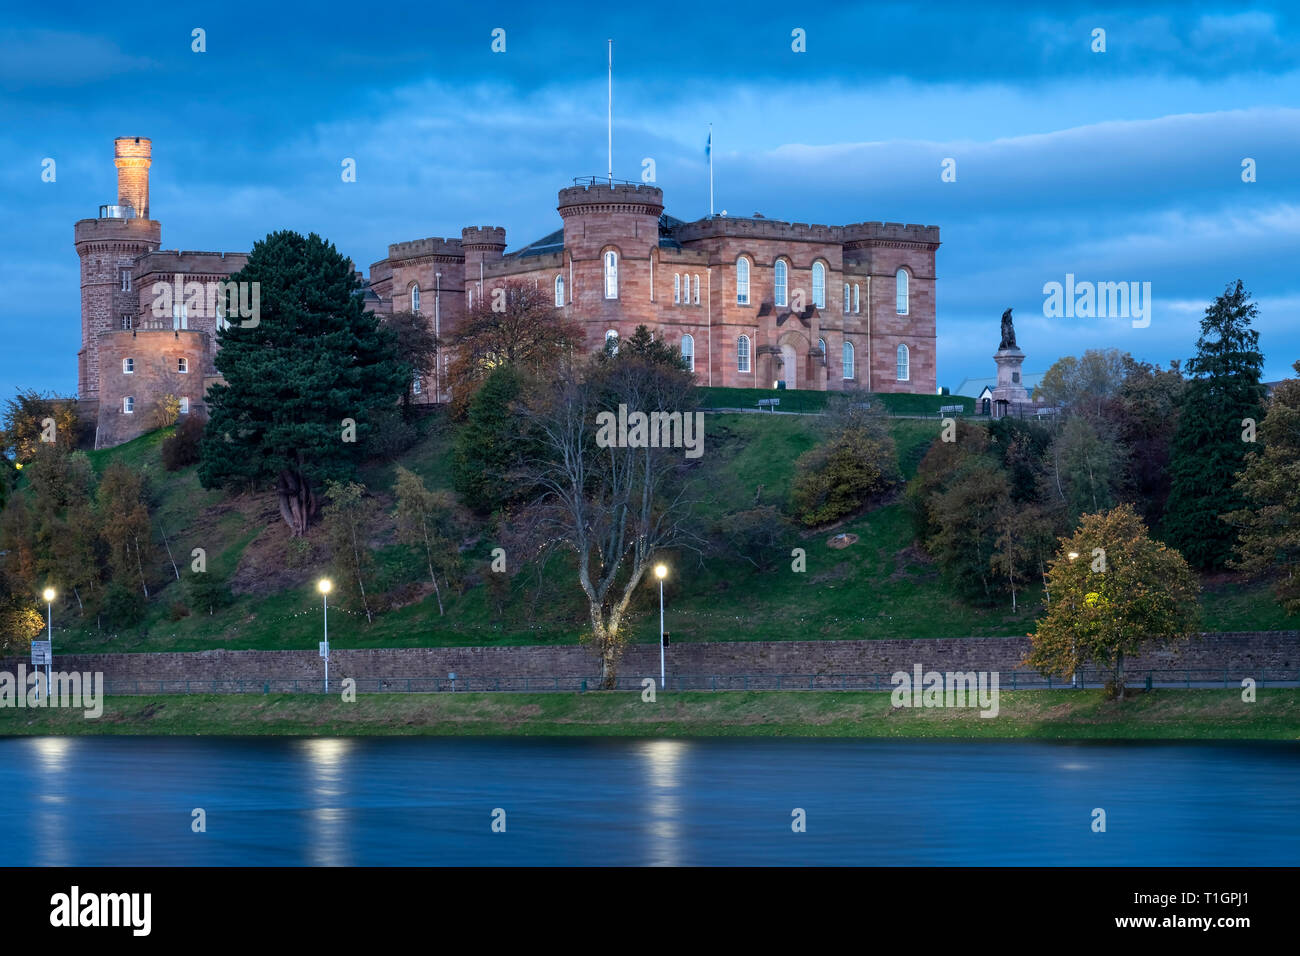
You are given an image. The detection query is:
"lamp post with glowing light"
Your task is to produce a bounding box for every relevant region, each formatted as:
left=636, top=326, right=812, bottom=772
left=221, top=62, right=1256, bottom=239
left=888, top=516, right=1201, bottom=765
left=654, top=563, right=668, bottom=689
left=318, top=579, right=332, bottom=693
left=41, top=587, right=55, bottom=700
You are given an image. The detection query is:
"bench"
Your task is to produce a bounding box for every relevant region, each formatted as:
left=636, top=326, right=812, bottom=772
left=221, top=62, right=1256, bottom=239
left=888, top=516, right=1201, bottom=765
left=939, top=404, right=964, bottom=416
left=756, top=398, right=780, bottom=411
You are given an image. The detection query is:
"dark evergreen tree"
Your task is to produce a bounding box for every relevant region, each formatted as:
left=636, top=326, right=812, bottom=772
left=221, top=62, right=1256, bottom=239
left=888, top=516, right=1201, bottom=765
left=453, top=365, right=530, bottom=514
left=1163, top=280, right=1266, bottom=569
left=198, top=231, right=409, bottom=536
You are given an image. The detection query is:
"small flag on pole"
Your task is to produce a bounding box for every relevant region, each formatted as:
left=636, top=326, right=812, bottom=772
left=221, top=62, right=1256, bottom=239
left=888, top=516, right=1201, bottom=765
left=705, top=130, right=711, bottom=157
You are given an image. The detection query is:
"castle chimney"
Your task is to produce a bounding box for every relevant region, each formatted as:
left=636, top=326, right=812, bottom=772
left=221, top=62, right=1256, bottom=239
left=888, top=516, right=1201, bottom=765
left=114, top=137, right=152, bottom=219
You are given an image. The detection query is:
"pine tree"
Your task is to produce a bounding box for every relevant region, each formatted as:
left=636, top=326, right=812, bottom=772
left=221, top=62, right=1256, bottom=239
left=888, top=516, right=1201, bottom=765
left=198, top=231, right=409, bottom=536
left=1164, top=280, right=1266, bottom=569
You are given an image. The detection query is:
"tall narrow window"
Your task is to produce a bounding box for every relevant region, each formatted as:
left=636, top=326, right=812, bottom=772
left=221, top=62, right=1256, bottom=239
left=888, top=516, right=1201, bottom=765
left=737, top=335, right=751, bottom=372
left=774, top=260, right=788, bottom=306
left=179, top=397, right=190, bottom=415
left=468, top=288, right=474, bottom=310
left=812, top=262, right=826, bottom=308
left=843, top=281, right=850, bottom=313
left=897, top=344, right=910, bottom=381
left=896, top=269, right=909, bottom=314
left=604, top=251, right=619, bottom=299
left=693, top=275, right=700, bottom=304
left=554, top=274, right=564, bottom=307
left=122, top=358, right=134, bottom=374
left=605, top=329, right=619, bottom=355
left=119, top=269, right=131, bottom=292
left=736, top=257, right=750, bottom=305
left=854, top=283, right=860, bottom=314
left=818, top=338, right=827, bottom=362
left=412, top=375, right=422, bottom=396
left=842, top=341, right=855, bottom=380
left=681, top=333, right=695, bottom=372
left=123, top=396, right=134, bottom=414
left=120, top=314, right=133, bottom=330
left=674, top=273, right=681, bottom=304
left=172, top=303, right=187, bottom=330
left=411, top=284, right=420, bottom=313
left=178, top=357, right=188, bottom=373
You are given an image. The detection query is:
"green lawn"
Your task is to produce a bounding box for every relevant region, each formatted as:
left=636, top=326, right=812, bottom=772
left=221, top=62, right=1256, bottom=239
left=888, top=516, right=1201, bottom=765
left=3, top=688, right=1296, bottom=739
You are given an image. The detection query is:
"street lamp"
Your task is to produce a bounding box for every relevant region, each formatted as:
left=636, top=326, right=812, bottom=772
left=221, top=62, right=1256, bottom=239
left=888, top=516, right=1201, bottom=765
left=41, top=587, right=55, bottom=701
left=1066, top=553, right=1079, bottom=688
left=317, top=579, right=332, bottom=693
left=654, top=563, right=668, bottom=689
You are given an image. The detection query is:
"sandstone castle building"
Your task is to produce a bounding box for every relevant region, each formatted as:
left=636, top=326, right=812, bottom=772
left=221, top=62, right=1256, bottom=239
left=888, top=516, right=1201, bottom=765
left=77, top=138, right=940, bottom=449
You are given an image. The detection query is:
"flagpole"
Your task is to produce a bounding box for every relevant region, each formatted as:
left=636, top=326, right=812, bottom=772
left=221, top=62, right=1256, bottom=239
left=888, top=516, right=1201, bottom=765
left=708, top=123, right=714, bottom=217
left=607, top=39, right=613, bottom=187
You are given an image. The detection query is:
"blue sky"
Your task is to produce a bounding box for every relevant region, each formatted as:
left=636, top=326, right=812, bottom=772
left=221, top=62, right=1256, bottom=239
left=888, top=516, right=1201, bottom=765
left=3, top=0, right=1298, bottom=398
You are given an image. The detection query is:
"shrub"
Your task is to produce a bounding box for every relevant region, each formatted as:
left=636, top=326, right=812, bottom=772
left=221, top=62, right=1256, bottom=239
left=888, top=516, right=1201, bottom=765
left=788, top=427, right=898, bottom=527
left=161, top=415, right=204, bottom=471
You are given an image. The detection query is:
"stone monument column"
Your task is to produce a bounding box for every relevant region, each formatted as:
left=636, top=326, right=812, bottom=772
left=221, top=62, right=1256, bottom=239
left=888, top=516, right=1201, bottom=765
left=991, top=308, right=1029, bottom=417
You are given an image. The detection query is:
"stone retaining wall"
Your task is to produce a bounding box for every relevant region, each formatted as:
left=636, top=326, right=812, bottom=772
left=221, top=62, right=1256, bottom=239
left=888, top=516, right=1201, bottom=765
left=2, top=632, right=1294, bottom=685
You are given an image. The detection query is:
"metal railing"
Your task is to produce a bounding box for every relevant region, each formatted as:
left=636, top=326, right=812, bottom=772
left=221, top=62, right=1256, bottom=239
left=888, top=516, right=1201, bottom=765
left=96, top=668, right=1300, bottom=696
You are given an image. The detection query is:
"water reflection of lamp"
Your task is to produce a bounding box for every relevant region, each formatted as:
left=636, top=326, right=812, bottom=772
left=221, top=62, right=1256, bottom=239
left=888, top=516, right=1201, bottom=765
left=640, top=740, right=686, bottom=866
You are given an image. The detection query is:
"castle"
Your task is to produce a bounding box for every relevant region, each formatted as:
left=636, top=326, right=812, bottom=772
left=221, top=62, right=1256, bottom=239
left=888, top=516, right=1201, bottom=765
left=76, top=138, right=940, bottom=449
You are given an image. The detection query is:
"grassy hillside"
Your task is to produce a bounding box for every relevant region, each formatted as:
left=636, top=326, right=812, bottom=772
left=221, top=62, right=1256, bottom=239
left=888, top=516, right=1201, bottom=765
left=30, top=400, right=1300, bottom=655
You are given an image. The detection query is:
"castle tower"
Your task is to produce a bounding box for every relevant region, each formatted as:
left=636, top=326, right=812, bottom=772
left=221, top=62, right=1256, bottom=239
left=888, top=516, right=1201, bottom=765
left=557, top=182, right=663, bottom=325
left=461, top=226, right=506, bottom=303
left=73, top=137, right=161, bottom=402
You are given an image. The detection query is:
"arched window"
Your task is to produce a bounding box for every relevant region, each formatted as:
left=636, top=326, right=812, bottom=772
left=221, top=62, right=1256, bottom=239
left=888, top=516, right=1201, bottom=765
left=736, top=257, right=750, bottom=305
left=411, top=284, right=420, bottom=313
left=468, top=288, right=474, bottom=310
left=554, top=274, right=564, bottom=307
left=774, top=260, right=788, bottom=307
left=897, top=344, right=910, bottom=381
left=122, top=358, right=134, bottom=374
left=604, top=251, right=619, bottom=299
left=674, top=273, right=681, bottom=304
left=843, top=281, right=850, bottom=313
left=693, top=275, right=700, bottom=304
left=896, top=269, right=909, bottom=315
left=842, top=341, right=855, bottom=380
left=681, top=333, right=695, bottom=372
left=854, top=283, right=860, bottom=314
left=737, top=335, right=751, bottom=372
left=812, top=262, right=826, bottom=308
left=412, top=375, right=422, bottom=396
left=817, top=337, right=826, bottom=358
left=605, top=329, right=619, bottom=355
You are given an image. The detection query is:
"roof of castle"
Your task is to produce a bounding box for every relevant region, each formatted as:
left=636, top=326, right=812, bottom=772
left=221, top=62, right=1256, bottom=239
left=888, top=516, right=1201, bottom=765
left=508, top=228, right=564, bottom=258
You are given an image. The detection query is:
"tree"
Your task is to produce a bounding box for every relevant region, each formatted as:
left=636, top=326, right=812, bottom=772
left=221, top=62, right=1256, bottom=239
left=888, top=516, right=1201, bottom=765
left=1045, top=416, right=1123, bottom=527
left=1036, top=348, right=1129, bottom=416
left=393, top=466, right=464, bottom=616
left=321, top=480, right=379, bottom=623
left=27, top=447, right=99, bottom=611
left=96, top=461, right=153, bottom=598
left=161, top=415, right=205, bottom=471
left=928, top=457, right=1012, bottom=604
left=185, top=569, right=233, bottom=616
left=382, top=311, right=439, bottom=415
left=788, top=423, right=898, bottom=526
left=0, top=570, right=44, bottom=654
left=1, top=390, right=81, bottom=462
left=709, top=506, right=787, bottom=570
left=1224, top=363, right=1300, bottom=612
left=515, top=348, right=701, bottom=688
left=991, top=500, right=1055, bottom=611
left=446, top=278, right=585, bottom=418
left=452, top=365, right=535, bottom=514
left=1026, top=504, right=1200, bottom=699
left=1164, top=280, right=1267, bottom=568
left=198, top=231, right=409, bottom=536
left=1109, top=356, right=1185, bottom=527
left=905, top=420, right=990, bottom=541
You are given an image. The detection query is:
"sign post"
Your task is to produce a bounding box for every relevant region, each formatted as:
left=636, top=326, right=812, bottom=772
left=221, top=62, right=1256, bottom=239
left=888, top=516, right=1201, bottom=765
left=31, top=640, right=51, bottom=701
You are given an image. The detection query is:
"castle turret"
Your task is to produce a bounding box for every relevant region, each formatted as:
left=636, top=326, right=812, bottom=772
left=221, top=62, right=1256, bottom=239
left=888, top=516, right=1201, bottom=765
left=74, top=137, right=161, bottom=402
left=557, top=182, right=663, bottom=321
left=460, top=226, right=506, bottom=301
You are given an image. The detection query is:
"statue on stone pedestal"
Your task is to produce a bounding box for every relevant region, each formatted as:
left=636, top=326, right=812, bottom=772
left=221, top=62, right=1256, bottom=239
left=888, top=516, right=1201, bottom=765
left=999, top=308, right=1018, bottom=351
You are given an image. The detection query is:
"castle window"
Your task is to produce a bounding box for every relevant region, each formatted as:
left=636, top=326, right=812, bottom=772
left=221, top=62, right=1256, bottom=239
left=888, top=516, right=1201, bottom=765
left=674, top=273, right=681, bottom=304
left=120, top=314, right=133, bottom=330
left=737, top=334, right=751, bottom=373
left=123, top=396, right=134, bottom=414
left=119, top=269, right=131, bottom=292
left=172, top=303, right=187, bottom=330
left=896, top=269, right=909, bottom=315
left=842, top=341, right=855, bottom=380
left=605, top=329, right=619, bottom=355
left=178, top=358, right=188, bottom=373
left=604, top=251, right=619, bottom=299
left=681, top=334, right=695, bottom=372
left=468, top=288, right=474, bottom=310
left=122, top=358, right=134, bottom=374
left=412, top=375, right=422, bottom=396
left=843, top=281, right=850, bottom=313
left=693, top=275, right=700, bottom=304
left=411, top=285, right=420, bottom=313
left=774, top=260, right=788, bottom=307
left=897, top=344, right=910, bottom=381
left=812, top=262, right=826, bottom=308
left=854, top=283, right=860, bottom=314
left=179, top=397, right=190, bottom=415
left=554, top=274, right=564, bottom=307
left=736, top=257, right=750, bottom=305
left=818, top=338, right=827, bottom=363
